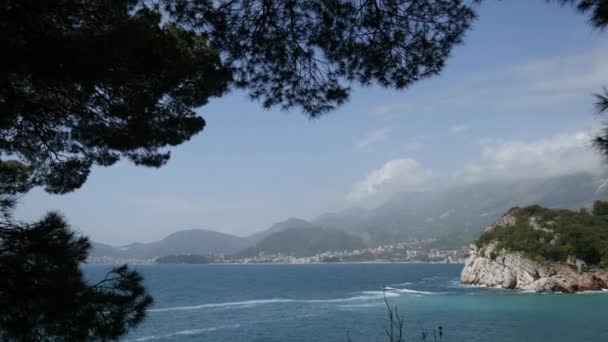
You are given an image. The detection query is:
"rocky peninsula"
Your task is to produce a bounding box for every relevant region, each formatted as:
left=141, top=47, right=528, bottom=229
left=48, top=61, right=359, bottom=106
left=461, top=203, right=608, bottom=293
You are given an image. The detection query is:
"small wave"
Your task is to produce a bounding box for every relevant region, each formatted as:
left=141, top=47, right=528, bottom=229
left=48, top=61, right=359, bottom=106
left=383, top=286, right=437, bottom=295
left=150, top=293, right=399, bottom=313
left=305, top=295, right=385, bottom=303
left=421, top=276, right=447, bottom=282
left=460, top=283, right=488, bottom=288
left=149, top=299, right=294, bottom=312
left=338, top=303, right=383, bottom=309
left=576, top=289, right=608, bottom=295
left=132, top=325, right=241, bottom=341
left=148, top=285, right=446, bottom=314
left=294, top=313, right=321, bottom=318
left=390, top=282, right=413, bottom=286
left=444, top=279, right=467, bottom=288
left=518, top=289, right=536, bottom=294
left=359, top=290, right=399, bottom=299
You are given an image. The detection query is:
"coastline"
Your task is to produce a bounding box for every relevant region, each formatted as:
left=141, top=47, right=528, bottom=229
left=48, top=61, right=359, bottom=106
left=86, top=260, right=466, bottom=266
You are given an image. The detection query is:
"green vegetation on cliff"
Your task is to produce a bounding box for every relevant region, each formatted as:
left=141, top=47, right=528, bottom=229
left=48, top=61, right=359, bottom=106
left=475, top=201, right=608, bottom=267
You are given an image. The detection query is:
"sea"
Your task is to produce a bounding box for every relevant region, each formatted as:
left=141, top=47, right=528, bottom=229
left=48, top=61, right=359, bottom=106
left=84, top=263, right=608, bottom=341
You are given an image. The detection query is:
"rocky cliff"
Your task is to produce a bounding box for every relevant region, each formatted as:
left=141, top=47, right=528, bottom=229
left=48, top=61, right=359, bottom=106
left=461, top=208, right=608, bottom=293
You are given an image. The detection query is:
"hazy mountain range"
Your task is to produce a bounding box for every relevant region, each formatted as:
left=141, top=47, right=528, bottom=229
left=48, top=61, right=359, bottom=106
left=238, top=226, right=366, bottom=258
left=90, top=172, right=608, bottom=260
left=90, top=230, right=249, bottom=259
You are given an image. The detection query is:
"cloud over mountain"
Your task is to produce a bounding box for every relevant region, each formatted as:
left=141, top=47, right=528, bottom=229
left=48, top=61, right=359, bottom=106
left=459, top=130, right=603, bottom=183
left=356, top=128, right=390, bottom=149
left=348, top=128, right=604, bottom=202
left=347, top=158, right=433, bottom=202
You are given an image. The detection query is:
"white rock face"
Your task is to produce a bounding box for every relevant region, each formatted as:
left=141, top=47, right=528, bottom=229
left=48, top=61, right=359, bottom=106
left=461, top=243, right=608, bottom=293
left=461, top=210, right=608, bottom=293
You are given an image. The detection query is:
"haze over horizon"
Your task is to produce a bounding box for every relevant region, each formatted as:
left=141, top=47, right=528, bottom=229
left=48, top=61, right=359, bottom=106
left=15, top=1, right=608, bottom=245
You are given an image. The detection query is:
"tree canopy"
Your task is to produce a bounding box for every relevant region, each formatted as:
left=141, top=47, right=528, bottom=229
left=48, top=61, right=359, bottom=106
left=2, top=0, right=608, bottom=340
left=475, top=203, right=608, bottom=267
left=0, top=1, right=480, bottom=339
left=0, top=212, right=153, bottom=341
left=1, top=0, right=478, bottom=195
left=2, top=0, right=607, bottom=198
left=553, top=0, right=608, bottom=156
left=557, top=0, right=608, bottom=29
left=2, top=0, right=231, bottom=194
left=164, top=0, right=476, bottom=113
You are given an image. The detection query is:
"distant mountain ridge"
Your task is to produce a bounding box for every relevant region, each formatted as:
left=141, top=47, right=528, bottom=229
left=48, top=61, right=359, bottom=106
left=90, top=172, right=608, bottom=260
left=247, top=218, right=315, bottom=243
left=312, top=173, right=608, bottom=246
left=90, top=229, right=249, bottom=260
left=238, top=226, right=365, bottom=258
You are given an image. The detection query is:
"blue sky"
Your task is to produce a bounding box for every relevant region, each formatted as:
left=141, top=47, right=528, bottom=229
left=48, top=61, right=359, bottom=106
left=16, top=1, right=608, bottom=244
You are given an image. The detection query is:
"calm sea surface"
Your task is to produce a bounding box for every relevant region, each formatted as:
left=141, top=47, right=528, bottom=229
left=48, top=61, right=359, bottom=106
left=84, top=263, right=608, bottom=341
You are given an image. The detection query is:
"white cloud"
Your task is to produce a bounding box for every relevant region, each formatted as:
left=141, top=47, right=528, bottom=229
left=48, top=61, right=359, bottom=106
left=348, top=128, right=605, bottom=203
left=366, top=45, right=608, bottom=116
left=347, top=158, right=433, bottom=201
left=458, top=130, right=603, bottom=183
left=369, top=105, right=394, bottom=115
left=439, top=210, right=452, bottom=219
left=509, top=46, right=608, bottom=95
left=356, top=128, right=390, bottom=149
left=449, top=124, right=471, bottom=133
left=404, top=136, right=425, bottom=151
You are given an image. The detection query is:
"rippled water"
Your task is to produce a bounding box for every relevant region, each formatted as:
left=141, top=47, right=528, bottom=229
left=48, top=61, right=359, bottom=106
left=84, top=263, right=608, bottom=341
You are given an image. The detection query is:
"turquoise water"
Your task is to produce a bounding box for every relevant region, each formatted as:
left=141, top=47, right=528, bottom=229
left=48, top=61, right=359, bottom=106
left=85, top=263, right=608, bottom=341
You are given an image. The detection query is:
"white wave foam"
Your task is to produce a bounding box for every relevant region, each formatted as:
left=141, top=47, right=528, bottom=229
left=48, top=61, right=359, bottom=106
left=338, top=303, right=383, bottom=309
left=445, top=279, right=466, bottom=288
left=174, top=328, right=218, bottom=335
left=383, top=286, right=436, bottom=295
left=460, top=283, right=488, bottom=288
left=150, top=292, right=399, bottom=313
left=360, top=290, right=400, bottom=298
left=149, top=298, right=294, bottom=312
left=390, top=282, right=413, bottom=286
left=421, top=276, right=446, bottom=282
left=148, top=285, right=445, bottom=314
left=312, top=292, right=399, bottom=302
left=132, top=325, right=241, bottom=341
left=518, top=289, right=536, bottom=294
left=576, top=290, right=608, bottom=295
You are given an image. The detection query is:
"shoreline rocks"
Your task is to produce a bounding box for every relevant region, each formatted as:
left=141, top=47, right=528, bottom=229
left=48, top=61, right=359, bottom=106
left=461, top=242, right=608, bottom=293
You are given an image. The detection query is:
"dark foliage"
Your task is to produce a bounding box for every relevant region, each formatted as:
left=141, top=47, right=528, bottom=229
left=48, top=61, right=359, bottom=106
left=382, top=291, right=405, bottom=342
left=346, top=290, right=443, bottom=342
left=475, top=202, right=608, bottom=267
left=0, top=0, right=605, bottom=200
left=595, top=87, right=608, bottom=114
left=0, top=213, right=153, bottom=341
left=551, top=1, right=608, bottom=158
left=3, top=1, right=604, bottom=340
left=592, top=87, right=608, bottom=157
left=1, top=0, right=479, bottom=195
left=162, top=0, right=477, bottom=115
left=0, top=2, right=480, bottom=339
left=1, top=0, right=231, bottom=194
left=593, top=200, right=608, bottom=215
left=555, top=0, right=608, bottom=29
